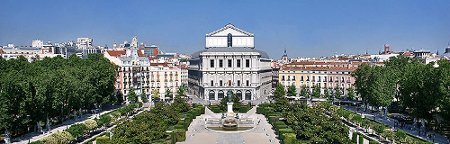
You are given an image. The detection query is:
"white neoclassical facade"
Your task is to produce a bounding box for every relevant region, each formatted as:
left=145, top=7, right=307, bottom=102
left=189, top=24, right=273, bottom=102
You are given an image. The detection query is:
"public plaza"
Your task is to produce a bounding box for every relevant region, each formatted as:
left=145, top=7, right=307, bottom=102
left=179, top=107, right=279, bottom=144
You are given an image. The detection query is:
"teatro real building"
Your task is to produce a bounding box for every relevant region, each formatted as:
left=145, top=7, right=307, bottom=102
left=188, top=24, right=273, bottom=102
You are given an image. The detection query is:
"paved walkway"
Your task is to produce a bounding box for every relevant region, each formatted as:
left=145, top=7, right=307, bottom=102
left=344, top=106, right=450, bottom=144
left=12, top=107, right=119, bottom=144
left=179, top=107, right=279, bottom=144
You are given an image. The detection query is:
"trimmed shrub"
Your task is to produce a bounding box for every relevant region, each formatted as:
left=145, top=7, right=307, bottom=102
left=359, top=134, right=364, bottom=144
left=96, top=135, right=110, bottom=144
left=96, top=114, right=112, bottom=127
left=174, top=124, right=184, bottom=130
left=174, top=129, right=186, bottom=142
left=110, top=111, right=121, bottom=120
left=283, top=133, right=296, bottom=144
left=84, top=119, right=98, bottom=130
left=42, top=131, right=74, bottom=144
left=269, top=115, right=280, bottom=124
left=66, top=123, right=87, bottom=138
left=278, top=128, right=295, bottom=140
left=275, top=124, right=288, bottom=130
left=352, top=132, right=357, bottom=143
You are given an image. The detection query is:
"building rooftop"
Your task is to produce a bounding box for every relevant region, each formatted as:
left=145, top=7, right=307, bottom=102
left=107, top=50, right=126, bottom=57
left=281, top=66, right=358, bottom=72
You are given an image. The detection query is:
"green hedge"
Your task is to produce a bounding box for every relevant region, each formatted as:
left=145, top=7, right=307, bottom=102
left=359, top=134, right=364, bottom=144
left=96, top=136, right=110, bottom=144
left=352, top=132, right=357, bottom=143
left=96, top=114, right=112, bottom=127
left=174, top=129, right=186, bottom=142
left=283, top=133, right=296, bottom=144
left=66, top=123, right=87, bottom=138
left=208, top=105, right=222, bottom=113
left=278, top=128, right=295, bottom=141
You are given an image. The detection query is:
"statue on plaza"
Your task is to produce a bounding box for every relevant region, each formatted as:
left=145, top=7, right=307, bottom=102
left=227, top=90, right=233, bottom=102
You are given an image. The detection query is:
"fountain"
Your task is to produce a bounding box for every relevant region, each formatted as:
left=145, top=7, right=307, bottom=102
left=222, top=91, right=238, bottom=129
left=205, top=90, right=254, bottom=132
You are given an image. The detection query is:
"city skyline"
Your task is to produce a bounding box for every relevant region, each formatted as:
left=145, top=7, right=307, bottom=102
left=1, top=0, right=450, bottom=58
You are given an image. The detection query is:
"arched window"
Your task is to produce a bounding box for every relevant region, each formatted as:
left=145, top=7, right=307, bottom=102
left=236, top=90, right=243, bottom=100
left=209, top=90, right=215, bottom=100
left=218, top=90, right=224, bottom=99
left=245, top=90, right=251, bottom=100
left=227, top=33, right=232, bottom=47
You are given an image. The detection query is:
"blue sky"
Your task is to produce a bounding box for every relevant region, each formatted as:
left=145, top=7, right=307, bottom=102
left=1, top=0, right=449, bottom=58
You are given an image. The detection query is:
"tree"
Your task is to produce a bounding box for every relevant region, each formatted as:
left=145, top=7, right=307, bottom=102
left=436, top=60, right=450, bottom=121
left=399, top=63, right=443, bottom=121
left=165, top=88, right=173, bottom=102
left=285, top=103, right=351, bottom=143
left=352, top=63, right=372, bottom=110
left=152, top=89, right=160, bottom=102
left=116, top=90, right=124, bottom=105
left=347, top=87, right=356, bottom=101
left=141, top=91, right=148, bottom=103
left=173, top=87, right=189, bottom=113
left=274, top=83, right=289, bottom=112
left=127, top=89, right=138, bottom=104
left=312, top=84, right=321, bottom=98
left=287, top=84, right=297, bottom=96
left=0, top=55, right=117, bottom=138
left=300, top=85, right=309, bottom=98
left=324, top=88, right=330, bottom=100
left=274, top=83, right=286, bottom=99
left=367, top=67, right=395, bottom=115
left=334, top=85, right=342, bottom=99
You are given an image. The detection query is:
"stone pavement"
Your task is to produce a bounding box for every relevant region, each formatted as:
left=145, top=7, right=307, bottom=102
left=179, top=107, right=279, bottom=144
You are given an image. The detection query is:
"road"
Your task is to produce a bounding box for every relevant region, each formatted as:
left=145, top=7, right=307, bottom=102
left=343, top=105, right=449, bottom=144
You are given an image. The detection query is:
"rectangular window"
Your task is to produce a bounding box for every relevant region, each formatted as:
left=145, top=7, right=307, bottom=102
left=228, top=59, right=232, bottom=67
left=246, top=80, right=250, bottom=86
left=245, top=59, right=250, bottom=67
left=220, top=80, right=223, bottom=86
left=211, top=80, right=214, bottom=86
left=219, top=59, right=223, bottom=68
left=210, top=59, right=214, bottom=68
left=237, top=59, right=241, bottom=67
left=237, top=80, right=241, bottom=86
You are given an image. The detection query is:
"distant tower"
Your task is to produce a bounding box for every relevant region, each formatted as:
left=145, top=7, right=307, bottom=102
left=131, top=36, right=138, bottom=48
left=112, top=42, right=117, bottom=49
left=384, top=44, right=391, bottom=54
left=281, top=49, right=289, bottom=64
left=445, top=43, right=450, bottom=54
